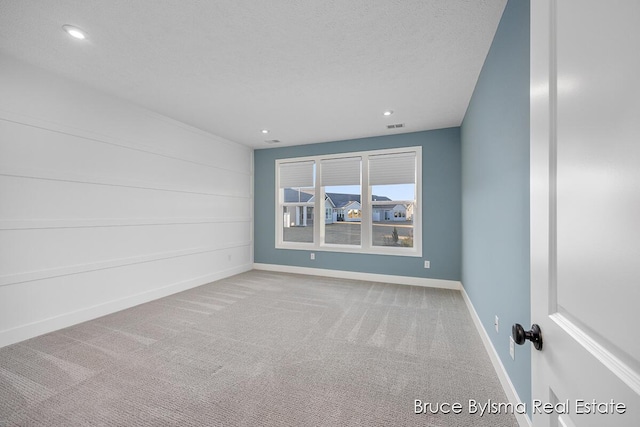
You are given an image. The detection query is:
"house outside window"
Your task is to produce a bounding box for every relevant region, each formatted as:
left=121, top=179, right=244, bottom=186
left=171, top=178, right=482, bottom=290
left=275, top=147, right=421, bottom=257
left=278, top=161, right=315, bottom=245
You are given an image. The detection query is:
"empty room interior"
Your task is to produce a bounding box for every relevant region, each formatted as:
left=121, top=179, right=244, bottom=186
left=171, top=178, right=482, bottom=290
left=1, top=0, right=639, bottom=426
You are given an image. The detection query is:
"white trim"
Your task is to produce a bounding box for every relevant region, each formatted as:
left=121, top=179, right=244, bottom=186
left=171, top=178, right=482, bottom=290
left=275, top=146, right=422, bottom=257
left=0, top=109, right=248, bottom=170
left=0, top=242, right=252, bottom=288
left=0, top=263, right=252, bottom=348
left=252, top=263, right=460, bottom=290
left=250, top=150, right=255, bottom=265
left=0, top=166, right=249, bottom=198
left=0, top=217, right=252, bottom=230
left=551, top=312, right=640, bottom=396
left=460, top=285, right=532, bottom=427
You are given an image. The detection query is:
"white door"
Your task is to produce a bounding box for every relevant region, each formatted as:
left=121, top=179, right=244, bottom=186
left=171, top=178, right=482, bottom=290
left=530, top=1, right=640, bottom=426
left=523, top=0, right=640, bottom=427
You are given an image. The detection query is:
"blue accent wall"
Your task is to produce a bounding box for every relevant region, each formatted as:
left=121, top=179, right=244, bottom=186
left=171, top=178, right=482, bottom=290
left=254, top=129, right=461, bottom=282
left=461, top=0, right=531, bottom=411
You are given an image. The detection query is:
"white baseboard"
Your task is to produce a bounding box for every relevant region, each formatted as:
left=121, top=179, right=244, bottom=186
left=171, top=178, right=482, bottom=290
left=0, top=263, right=252, bottom=348
left=252, top=263, right=461, bottom=290
left=460, top=286, right=532, bottom=427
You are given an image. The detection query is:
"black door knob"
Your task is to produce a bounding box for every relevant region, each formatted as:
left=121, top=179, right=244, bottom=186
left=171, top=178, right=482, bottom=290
left=512, top=323, right=543, bottom=351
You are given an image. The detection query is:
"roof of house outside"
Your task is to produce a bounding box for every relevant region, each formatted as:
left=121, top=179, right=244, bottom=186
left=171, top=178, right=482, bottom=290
left=284, top=189, right=391, bottom=208
left=325, top=193, right=392, bottom=209
left=283, top=188, right=313, bottom=203
left=325, top=193, right=359, bottom=209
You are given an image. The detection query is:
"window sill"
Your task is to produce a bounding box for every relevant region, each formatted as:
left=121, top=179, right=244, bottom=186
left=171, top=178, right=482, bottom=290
left=275, top=243, right=422, bottom=258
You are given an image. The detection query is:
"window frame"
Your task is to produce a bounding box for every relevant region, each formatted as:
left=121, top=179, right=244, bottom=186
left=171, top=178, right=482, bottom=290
left=275, top=146, right=422, bottom=257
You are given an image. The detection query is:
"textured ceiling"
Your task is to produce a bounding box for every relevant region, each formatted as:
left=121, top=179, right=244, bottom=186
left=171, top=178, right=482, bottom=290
left=0, top=0, right=507, bottom=148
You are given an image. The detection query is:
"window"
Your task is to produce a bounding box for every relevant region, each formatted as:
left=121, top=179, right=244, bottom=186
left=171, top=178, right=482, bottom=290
left=369, top=151, right=416, bottom=249
left=278, top=160, right=315, bottom=244
left=276, top=147, right=421, bottom=256
left=321, top=156, right=361, bottom=246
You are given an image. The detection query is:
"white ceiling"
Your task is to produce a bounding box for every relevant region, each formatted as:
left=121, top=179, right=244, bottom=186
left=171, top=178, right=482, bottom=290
left=0, top=0, right=507, bottom=149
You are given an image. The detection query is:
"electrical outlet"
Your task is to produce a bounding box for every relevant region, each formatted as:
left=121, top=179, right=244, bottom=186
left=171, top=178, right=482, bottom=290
left=310, top=253, right=315, bottom=260
left=494, top=315, right=499, bottom=333
left=510, top=336, right=515, bottom=360
left=424, top=260, right=430, bottom=269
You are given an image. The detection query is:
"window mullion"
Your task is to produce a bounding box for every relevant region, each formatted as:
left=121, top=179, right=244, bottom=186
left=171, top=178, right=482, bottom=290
left=361, top=154, right=371, bottom=250
left=276, top=186, right=282, bottom=247
left=314, top=157, right=322, bottom=250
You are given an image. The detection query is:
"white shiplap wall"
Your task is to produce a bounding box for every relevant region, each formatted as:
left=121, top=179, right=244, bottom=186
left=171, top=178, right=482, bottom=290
left=0, top=55, right=253, bottom=347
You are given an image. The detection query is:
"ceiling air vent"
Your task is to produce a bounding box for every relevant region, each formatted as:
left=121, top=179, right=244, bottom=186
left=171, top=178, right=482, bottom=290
left=386, top=123, right=405, bottom=129
left=265, top=139, right=281, bottom=144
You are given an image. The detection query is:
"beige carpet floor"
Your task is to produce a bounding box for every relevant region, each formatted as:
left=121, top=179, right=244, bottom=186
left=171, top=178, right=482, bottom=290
left=0, top=270, right=518, bottom=426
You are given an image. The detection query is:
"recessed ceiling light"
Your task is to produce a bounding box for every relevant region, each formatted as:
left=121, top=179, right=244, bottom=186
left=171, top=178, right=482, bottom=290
left=62, top=25, right=87, bottom=40
left=383, top=110, right=394, bottom=116
left=261, top=129, right=269, bottom=134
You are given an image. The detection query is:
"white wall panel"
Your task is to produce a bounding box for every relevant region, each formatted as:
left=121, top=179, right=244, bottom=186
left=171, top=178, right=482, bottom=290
left=0, top=222, right=251, bottom=279
left=0, top=55, right=253, bottom=347
left=0, top=121, right=250, bottom=197
left=0, top=60, right=251, bottom=173
left=0, top=176, right=250, bottom=222
left=0, top=245, right=252, bottom=344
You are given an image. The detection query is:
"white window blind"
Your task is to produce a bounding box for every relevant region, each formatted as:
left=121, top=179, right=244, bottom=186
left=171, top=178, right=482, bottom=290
left=279, top=161, right=314, bottom=188
left=369, top=152, right=416, bottom=185
left=321, top=157, right=361, bottom=186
